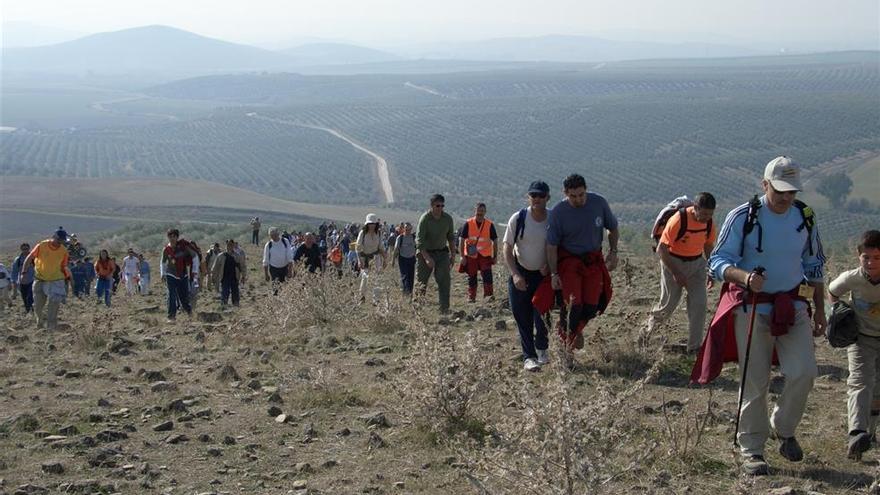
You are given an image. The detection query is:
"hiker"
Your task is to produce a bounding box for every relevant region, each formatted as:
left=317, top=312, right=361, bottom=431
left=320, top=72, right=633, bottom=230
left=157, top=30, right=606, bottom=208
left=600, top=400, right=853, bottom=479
left=121, top=249, right=140, bottom=296
left=83, top=257, right=95, bottom=296
left=70, top=259, right=89, bottom=298
left=94, top=250, right=116, bottom=307
left=459, top=203, right=499, bottom=302
left=828, top=229, right=880, bottom=459
left=416, top=194, right=456, bottom=312
left=138, top=254, right=151, bottom=295
left=211, top=239, right=246, bottom=307
left=251, top=217, right=261, bottom=245
left=263, top=227, right=293, bottom=293
left=161, top=229, right=200, bottom=321
left=347, top=246, right=360, bottom=276
left=357, top=215, right=388, bottom=302
left=11, top=243, right=35, bottom=313
left=111, top=258, right=121, bottom=293
left=293, top=232, right=323, bottom=274
left=357, top=214, right=387, bottom=272
left=328, top=243, right=344, bottom=279
left=18, top=227, right=71, bottom=330
left=392, top=222, right=417, bottom=294
left=546, top=174, right=619, bottom=354
left=504, top=181, right=552, bottom=371
left=692, top=156, right=826, bottom=476
left=646, top=192, right=718, bottom=352
left=0, top=262, right=11, bottom=311
left=188, top=241, right=204, bottom=311
left=204, top=243, right=222, bottom=288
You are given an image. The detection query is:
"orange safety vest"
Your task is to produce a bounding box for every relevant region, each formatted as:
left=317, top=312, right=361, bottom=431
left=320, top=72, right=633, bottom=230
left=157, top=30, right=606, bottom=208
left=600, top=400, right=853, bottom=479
left=464, top=217, right=494, bottom=258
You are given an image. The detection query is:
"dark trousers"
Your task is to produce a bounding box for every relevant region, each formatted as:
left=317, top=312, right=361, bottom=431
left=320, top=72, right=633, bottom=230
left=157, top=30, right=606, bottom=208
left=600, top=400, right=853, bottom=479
left=509, top=263, right=548, bottom=360
left=165, top=275, right=191, bottom=319
left=398, top=255, right=416, bottom=294
left=19, top=283, right=34, bottom=313
left=252, top=230, right=259, bottom=245
left=269, top=265, right=287, bottom=295
left=73, top=276, right=87, bottom=297
left=221, top=278, right=240, bottom=306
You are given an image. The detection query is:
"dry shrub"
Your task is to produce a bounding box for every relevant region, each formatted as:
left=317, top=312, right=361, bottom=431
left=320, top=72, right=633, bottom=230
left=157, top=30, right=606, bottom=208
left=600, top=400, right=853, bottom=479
left=659, top=391, right=715, bottom=463
left=393, top=315, right=502, bottom=440
left=76, top=307, right=115, bottom=351
left=453, top=353, right=663, bottom=495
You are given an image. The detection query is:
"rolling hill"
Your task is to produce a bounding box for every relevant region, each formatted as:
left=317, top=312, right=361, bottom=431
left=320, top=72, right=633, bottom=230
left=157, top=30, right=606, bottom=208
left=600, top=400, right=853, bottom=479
left=1, top=25, right=292, bottom=76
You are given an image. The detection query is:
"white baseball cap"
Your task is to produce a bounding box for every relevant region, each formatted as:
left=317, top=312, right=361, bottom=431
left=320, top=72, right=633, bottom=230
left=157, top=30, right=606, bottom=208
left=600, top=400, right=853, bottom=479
left=764, top=156, right=803, bottom=192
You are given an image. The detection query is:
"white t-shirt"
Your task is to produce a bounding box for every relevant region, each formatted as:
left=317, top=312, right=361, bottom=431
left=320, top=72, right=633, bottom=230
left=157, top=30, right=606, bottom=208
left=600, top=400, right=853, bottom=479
left=0, top=263, right=9, bottom=289
left=121, top=255, right=139, bottom=275
left=502, top=207, right=548, bottom=272
left=829, top=267, right=880, bottom=337
left=262, top=238, right=293, bottom=268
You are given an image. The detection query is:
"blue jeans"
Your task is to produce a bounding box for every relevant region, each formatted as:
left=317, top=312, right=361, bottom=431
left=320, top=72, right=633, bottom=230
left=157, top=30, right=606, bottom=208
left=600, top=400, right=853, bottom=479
left=19, top=282, right=34, bottom=312
left=398, top=255, right=415, bottom=294
left=96, top=278, right=112, bottom=306
left=73, top=276, right=87, bottom=297
left=165, top=275, right=191, bottom=319
left=508, top=263, right=548, bottom=360
left=221, top=278, right=240, bottom=306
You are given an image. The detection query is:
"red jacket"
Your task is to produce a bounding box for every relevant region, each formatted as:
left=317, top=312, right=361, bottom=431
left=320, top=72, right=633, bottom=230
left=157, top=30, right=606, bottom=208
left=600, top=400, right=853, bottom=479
left=690, top=283, right=806, bottom=385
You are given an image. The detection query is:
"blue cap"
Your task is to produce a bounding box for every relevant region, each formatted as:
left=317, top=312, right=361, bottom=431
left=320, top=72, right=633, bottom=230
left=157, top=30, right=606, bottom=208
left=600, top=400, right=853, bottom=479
left=54, top=226, right=68, bottom=242
left=528, top=181, right=549, bottom=194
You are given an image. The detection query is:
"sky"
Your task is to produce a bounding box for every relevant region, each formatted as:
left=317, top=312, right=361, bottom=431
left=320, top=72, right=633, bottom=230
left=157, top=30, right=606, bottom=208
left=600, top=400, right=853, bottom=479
left=2, top=0, right=878, bottom=50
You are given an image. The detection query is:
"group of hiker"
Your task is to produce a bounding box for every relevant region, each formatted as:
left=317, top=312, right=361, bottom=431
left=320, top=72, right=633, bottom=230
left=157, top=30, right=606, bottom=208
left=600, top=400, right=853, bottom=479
left=3, top=155, right=878, bottom=474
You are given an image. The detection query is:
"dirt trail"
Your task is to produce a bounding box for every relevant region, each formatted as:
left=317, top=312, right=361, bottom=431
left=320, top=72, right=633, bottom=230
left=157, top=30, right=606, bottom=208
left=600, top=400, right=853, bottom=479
left=403, top=82, right=454, bottom=99
left=247, top=113, right=395, bottom=204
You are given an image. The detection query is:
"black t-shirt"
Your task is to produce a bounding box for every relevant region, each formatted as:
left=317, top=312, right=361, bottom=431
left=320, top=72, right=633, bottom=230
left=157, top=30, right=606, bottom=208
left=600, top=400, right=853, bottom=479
left=294, top=244, right=323, bottom=273
left=222, top=254, right=238, bottom=283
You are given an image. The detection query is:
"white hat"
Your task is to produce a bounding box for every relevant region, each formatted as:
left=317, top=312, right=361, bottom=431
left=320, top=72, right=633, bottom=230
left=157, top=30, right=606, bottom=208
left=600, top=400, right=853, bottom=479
left=364, top=213, right=379, bottom=224
left=763, top=156, right=802, bottom=192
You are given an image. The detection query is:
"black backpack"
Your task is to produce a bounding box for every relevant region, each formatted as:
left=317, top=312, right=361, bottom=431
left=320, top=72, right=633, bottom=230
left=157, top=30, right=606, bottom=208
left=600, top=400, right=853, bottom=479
left=740, top=195, right=815, bottom=257
left=826, top=300, right=858, bottom=348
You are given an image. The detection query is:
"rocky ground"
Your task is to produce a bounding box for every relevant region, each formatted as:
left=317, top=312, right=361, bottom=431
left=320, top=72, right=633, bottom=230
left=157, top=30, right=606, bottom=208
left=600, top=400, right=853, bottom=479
left=0, top=244, right=878, bottom=495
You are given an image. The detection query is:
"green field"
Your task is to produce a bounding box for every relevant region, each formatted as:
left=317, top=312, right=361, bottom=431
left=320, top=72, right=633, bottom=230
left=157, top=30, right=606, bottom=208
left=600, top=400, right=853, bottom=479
left=1, top=52, right=878, bottom=241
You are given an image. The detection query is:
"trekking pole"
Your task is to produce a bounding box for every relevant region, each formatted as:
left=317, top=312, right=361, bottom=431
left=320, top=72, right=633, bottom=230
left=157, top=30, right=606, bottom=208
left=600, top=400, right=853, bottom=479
left=733, top=266, right=765, bottom=447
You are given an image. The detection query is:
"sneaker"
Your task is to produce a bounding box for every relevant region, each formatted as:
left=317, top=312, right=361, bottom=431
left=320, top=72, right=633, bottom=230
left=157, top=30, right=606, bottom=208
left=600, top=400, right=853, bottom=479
left=573, top=331, right=584, bottom=350
left=523, top=358, right=541, bottom=372
left=536, top=349, right=550, bottom=365
left=848, top=431, right=872, bottom=460
left=778, top=436, right=804, bottom=462
left=741, top=455, right=769, bottom=476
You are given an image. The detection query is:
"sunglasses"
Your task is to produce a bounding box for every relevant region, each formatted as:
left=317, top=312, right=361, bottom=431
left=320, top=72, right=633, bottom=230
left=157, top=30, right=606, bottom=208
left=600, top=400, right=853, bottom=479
left=433, top=204, right=445, bottom=208
left=529, top=193, right=547, bottom=199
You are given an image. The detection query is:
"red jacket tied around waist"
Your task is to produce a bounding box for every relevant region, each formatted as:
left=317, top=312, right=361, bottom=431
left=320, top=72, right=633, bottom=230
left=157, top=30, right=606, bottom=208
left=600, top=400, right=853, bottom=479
left=690, top=282, right=810, bottom=385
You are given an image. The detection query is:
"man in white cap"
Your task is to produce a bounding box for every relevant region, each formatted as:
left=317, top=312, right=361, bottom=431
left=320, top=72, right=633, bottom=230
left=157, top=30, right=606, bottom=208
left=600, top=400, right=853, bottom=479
left=693, top=156, right=826, bottom=475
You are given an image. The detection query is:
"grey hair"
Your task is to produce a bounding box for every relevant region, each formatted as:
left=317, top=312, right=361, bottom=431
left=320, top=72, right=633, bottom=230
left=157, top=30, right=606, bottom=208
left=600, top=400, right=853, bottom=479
left=268, top=227, right=280, bottom=235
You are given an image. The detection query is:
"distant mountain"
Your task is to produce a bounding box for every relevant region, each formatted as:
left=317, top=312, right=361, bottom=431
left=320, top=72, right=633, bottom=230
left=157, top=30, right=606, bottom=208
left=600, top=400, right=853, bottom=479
left=1, top=25, right=293, bottom=76
left=280, top=42, right=403, bottom=65
left=400, top=34, right=764, bottom=63
left=1, top=21, right=87, bottom=48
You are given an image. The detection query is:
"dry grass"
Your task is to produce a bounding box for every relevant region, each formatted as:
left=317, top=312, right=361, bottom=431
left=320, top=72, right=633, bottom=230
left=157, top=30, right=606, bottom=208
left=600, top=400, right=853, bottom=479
left=0, top=245, right=877, bottom=493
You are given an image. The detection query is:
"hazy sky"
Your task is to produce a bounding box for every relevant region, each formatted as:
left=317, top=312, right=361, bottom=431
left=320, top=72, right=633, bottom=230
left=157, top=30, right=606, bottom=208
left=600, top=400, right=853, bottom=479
left=3, top=0, right=878, bottom=48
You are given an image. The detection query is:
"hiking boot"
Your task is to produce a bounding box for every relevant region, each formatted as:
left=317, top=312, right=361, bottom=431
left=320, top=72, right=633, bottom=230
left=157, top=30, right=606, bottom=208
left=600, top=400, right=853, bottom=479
left=741, top=455, right=769, bottom=476
left=523, top=358, right=541, bottom=372
left=573, top=331, right=584, bottom=350
left=536, top=349, right=550, bottom=365
left=848, top=431, right=872, bottom=460
left=778, top=436, right=804, bottom=462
